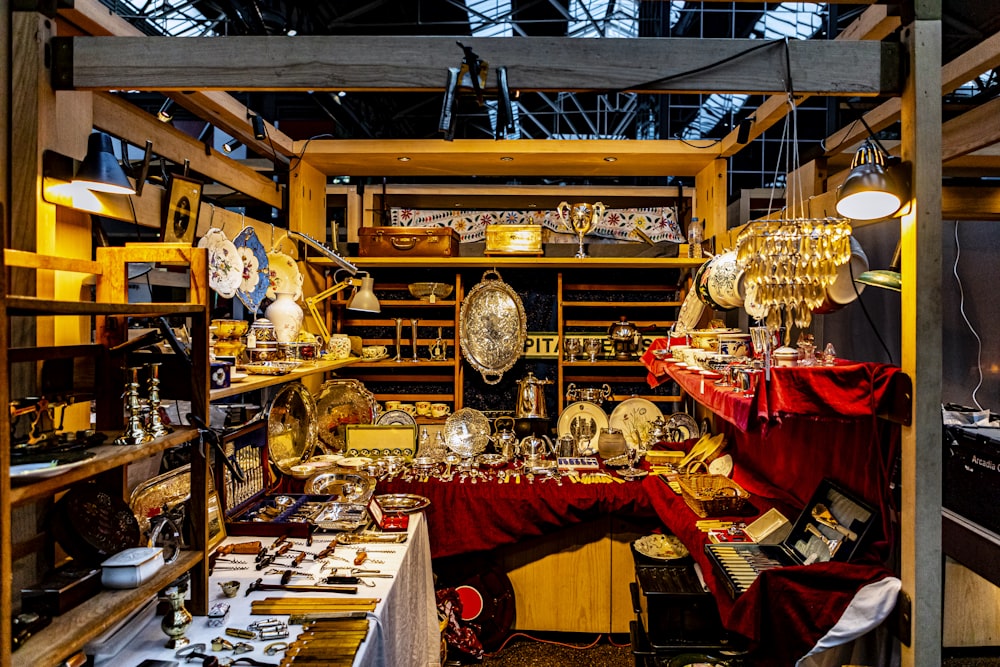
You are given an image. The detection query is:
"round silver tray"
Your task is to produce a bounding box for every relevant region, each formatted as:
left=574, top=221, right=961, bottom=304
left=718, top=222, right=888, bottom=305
left=267, top=381, right=318, bottom=475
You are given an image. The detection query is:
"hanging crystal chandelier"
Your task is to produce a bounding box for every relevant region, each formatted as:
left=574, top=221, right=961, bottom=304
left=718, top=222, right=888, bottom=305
left=734, top=95, right=853, bottom=336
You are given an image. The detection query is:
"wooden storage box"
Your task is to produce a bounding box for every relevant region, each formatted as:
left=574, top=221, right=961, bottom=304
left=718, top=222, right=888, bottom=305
left=358, top=226, right=460, bottom=257
left=216, top=421, right=330, bottom=539
left=705, top=478, right=878, bottom=598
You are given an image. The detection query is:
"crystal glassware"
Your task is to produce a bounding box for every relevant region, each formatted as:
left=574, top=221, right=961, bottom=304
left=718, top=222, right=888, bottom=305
left=564, top=337, right=582, bottom=362
left=584, top=337, right=603, bottom=363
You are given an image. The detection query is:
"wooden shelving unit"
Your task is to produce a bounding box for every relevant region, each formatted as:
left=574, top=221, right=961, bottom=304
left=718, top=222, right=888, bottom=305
left=1, top=246, right=212, bottom=666
left=209, top=357, right=359, bottom=400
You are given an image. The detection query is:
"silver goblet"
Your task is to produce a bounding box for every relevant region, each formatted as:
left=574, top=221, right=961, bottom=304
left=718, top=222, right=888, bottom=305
left=564, top=337, right=582, bottom=362
left=584, top=337, right=603, bottom=363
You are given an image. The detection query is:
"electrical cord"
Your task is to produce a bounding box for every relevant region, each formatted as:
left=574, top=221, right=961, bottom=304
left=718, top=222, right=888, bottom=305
left=619, top=39, right=782, bottom=94
left=953, top=220, right=984, bottom=410
left=848, top=256, right=894, bottom=365
left=483, top=631, right=604, bottom=657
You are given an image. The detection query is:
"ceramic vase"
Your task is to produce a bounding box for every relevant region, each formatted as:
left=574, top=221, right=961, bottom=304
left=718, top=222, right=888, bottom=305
left=265, top=291, right=303, bottom=343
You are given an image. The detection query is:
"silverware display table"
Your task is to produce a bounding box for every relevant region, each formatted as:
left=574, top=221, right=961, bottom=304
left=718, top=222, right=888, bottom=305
left=95, top=513, right=440, bottom=667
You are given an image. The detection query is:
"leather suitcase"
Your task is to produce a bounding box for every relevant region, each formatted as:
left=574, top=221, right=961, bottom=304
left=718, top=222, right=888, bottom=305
left=358, top=226, right=460, bottom=257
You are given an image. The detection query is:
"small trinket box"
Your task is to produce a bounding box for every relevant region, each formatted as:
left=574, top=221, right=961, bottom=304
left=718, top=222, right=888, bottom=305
left=100, top=547, right=165, bottom=589
left=207, top=602, right=230, bottom=627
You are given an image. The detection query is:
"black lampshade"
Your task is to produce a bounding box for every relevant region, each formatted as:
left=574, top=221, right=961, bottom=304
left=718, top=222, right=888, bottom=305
left=73, top=132, right=136, bottom=195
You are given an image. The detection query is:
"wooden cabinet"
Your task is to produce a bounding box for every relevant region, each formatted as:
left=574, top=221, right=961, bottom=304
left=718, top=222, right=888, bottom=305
left=557, top=270, right=684, bottom=413
left=1, top=245, right=211, bottom=667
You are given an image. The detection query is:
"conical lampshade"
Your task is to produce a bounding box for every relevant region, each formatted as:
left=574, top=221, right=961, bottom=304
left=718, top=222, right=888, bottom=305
left=835, top=140, right=902, bottom=221
left=73, top=132, right=135, bottom=195
left=347, top=274, right=380, bottom=313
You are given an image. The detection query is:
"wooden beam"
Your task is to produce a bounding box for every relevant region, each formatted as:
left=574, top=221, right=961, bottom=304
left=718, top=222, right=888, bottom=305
left=53, top=36, right=899, bottom=96
left=719, top=4, right=900, bottom=157
left=92, top=93, right=284, bottom=209
left=299, top=138, right=721, bottom=178
left=942, top=186, right=1000, bottom=219
left=941, top=95, right=1000, bottom=162
left=824, top=26, right=1000, bottom=156
left=695, top=159, right=728, bottom=244
left=56, top=0, right=296, bottom=158
left=899, top=17, right=943, bottom=667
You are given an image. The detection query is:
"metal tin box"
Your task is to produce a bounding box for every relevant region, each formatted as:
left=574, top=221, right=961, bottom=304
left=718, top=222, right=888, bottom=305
left=358, top=226, right=460, bottom=257
left=630, top=565, right=724, bottom=650
left=485, top=224, right=543, bottom=255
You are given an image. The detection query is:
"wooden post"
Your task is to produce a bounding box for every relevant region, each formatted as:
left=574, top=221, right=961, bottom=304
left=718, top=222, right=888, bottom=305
left=899, top=13, right=942, bottom=666
left=695, top=159, right=727, bottom=252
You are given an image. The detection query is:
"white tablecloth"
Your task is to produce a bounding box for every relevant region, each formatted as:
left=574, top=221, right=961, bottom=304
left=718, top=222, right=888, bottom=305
left=93, top=513, right=440, bottom=667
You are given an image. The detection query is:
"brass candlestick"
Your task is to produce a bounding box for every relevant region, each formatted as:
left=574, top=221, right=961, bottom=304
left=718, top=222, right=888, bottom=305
left=146, top=362, right=171, bottom=438
left=115, top=367, right=153, bottom=446
left=409, top=318, right=420, bottom=362
left=393, top=318, right=404, bottom=363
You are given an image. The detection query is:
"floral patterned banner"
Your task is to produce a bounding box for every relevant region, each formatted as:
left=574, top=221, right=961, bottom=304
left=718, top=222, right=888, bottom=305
left=390, top=207, right=686, bottom=244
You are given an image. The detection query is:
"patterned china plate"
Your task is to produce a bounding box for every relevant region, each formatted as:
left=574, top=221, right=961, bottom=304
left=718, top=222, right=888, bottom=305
left=557, top=401, right=609, bottom=444
left=609, top=398, right=663, bottom=448
left=376, top=409, right=417, bottom=427
left=199, top=228, right=243, bottom=298
left=233, top=226, right=270, bottom=315
left=266, top=251, right=303, bottom=301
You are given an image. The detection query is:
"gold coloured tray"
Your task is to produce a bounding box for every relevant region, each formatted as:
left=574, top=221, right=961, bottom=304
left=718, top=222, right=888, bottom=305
left=267, top=382, right=319, bottom=474
left=375, top=493, right=431, bottom=514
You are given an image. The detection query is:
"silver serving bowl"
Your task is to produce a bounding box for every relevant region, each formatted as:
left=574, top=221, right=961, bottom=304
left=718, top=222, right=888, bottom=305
left=303, top=470, right=376, bottom=504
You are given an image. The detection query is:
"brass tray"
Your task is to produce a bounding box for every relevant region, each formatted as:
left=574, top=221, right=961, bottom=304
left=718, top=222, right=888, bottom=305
left=314, top=378, right=378, bottom=453
left=376, top=493, right=431, bottom=514
left=459, top=269, right=527, bottom=385
left=267, top=382, right=319, bottom=475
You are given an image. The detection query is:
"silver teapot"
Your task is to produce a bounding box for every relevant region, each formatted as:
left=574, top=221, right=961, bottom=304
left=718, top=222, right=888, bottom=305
left=519, top=433, right=553, bottom=463
left=515, top=371, right=553, bottom=420
left=491, top=416, right=520, bottom=462
left=565, top=382, right=612, bottom=406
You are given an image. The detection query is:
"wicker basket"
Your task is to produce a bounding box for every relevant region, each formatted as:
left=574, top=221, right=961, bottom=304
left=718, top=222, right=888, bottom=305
left=677, top=461, right=750, bottom=518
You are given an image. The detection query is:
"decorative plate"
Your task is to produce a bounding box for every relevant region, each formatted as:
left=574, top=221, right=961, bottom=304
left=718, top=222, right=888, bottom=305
left=443, top=408, right=491, bottom=457
left=233, top=226, right=270, bottom=315
left=633, top=534, right=690, bottom=561
left=459, top=270, right=527, bottom=385
left=313, top=379, right=378, bottom=453
left=242, top=363, right=290, bottom=376
left=199, top=228, right=243, bottom=299
left=267, top=381, right=319, bottom=475
left=266, top=250, right=303, bottom=302
left=557, top=401, right=609, bottom=445
left=610, top=397, right=664, bottom=448
left=665, top=412, right=699, bottom=442
left=675, top=285, right=706, bottom=334
left=376, top=409, right=417, bottom=427
left=376, top=493, right=431, bottom=514
left=9, top=451, right=95, bottom=484
left=52, top=484, right=141, bottom=565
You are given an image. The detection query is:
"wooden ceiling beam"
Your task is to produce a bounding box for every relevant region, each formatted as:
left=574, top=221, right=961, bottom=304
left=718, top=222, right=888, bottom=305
left=823, top=27, right=1000, bottom=156
left=92, top=93, right=284, bottom=209
left=52, top=36, right=899, bottom=96
left=719, top=4, right=900, bottom=158
left=56, top=0, right=295, bottom=158
left=297, top=138, right=721, bottom=178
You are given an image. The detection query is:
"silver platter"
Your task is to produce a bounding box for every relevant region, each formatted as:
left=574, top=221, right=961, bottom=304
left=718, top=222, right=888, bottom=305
left=459, top=269, right=527, bottom=385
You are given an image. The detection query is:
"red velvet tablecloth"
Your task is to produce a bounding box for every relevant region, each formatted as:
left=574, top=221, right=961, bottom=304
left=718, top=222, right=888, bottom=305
left=378, top=472, right=656, bottom=559
left=654, top=357, right=902, bottom=549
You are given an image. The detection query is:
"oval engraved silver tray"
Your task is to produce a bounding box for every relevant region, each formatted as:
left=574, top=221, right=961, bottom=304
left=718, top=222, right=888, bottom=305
left=459, top=269, right=527, bottom=385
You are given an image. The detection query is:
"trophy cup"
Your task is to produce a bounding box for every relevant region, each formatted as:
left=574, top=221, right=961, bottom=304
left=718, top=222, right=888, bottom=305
left=557, top=201, right=605, bottom=259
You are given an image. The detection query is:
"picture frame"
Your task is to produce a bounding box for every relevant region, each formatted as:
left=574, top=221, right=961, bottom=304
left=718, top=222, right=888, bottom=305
left=162, top=174, right=201, bottom=244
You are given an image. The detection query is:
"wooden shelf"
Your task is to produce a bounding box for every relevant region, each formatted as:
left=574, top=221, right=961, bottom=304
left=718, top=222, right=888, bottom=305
left=562, top=300, right=682, bottom=308
left=6, top=296, right=205, bottom=317
left=561, top=360, right=648, bottom=367
left=13, top=550, right=203, bottom=667
left=10, top=427, right=199, bottom=507
left=210, top=357, right=360, bottom=400
left=314, top=256, right=706, bottom=270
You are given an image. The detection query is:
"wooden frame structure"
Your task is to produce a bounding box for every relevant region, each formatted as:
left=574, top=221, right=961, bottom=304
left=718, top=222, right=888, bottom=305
left=1, top=0, right=975, bottom=663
